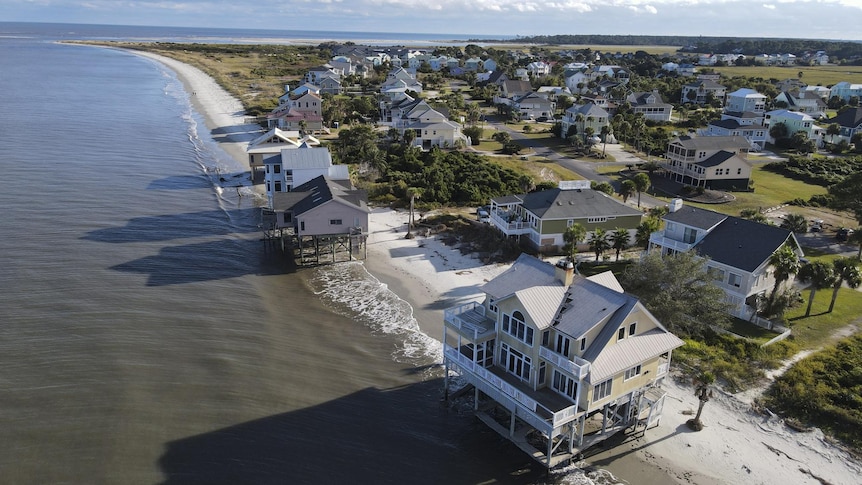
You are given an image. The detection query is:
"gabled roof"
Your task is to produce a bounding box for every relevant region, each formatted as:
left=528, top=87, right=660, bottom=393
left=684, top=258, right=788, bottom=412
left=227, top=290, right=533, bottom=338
left=566, top=103, right=610, bottom=119
left=669, top=135, right=751, bottom=151
left=247, top=127, right=301, bottom=149
left=828, top=107, right=862, bottom=128
left=696, top=150, right=743, bottom=168
left=663, top=205, right=727, bottom=231
left=695, top=217, right=796, bottom=272
left=684, top=79, right=725, bottom=89
left=512, top=286, right=568, bottom=330
left=273, top=175, right=368, bottom=216
left=519, top=188, right=643, bottom=220
left=727, top=88, right=765, bottom=98
left=589, top=329, right=684, bottom=383
left=480, top=253, right=560, bottom=300
left=553, top=277, right=629, bottom=339
left=268, top=146, right=332, bottom=169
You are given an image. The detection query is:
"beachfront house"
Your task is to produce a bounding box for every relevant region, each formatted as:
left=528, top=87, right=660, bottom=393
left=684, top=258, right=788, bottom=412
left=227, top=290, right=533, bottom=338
left=266, top=91, right=325, bottom=133
left=442, top=253, right=684, bottom=467
left=649, top=199, right=803, bottom=325
left=246, top=127, right=320, bottom=183
left=262, top=145, right=349, bottom=206
left=488, top=181, right=642, bottom=254
left=660, top=135, right=753, bottom=190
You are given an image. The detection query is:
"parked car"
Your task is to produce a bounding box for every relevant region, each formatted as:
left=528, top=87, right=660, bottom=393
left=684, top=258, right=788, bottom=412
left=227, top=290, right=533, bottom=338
left=477, top=206, right=490, bottom=223
left=836, top=227, right=854, bottom=242
left=810, top=220, right=823, bottom=232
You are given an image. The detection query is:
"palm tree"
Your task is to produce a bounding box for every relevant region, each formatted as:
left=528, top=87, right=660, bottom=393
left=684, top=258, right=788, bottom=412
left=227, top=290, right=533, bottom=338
left=798, top=261, right=835, bottom=316
left=405, top=187, right=422, bottom=239
left=768, top=244, right=801, bottom=303
left=780, top=213, right=808, bottom=234
left=619, top=179, right=636, bottom=203
left=826, top=123, right=841, bottom=145
left=588, top=228, right=611, bottom=261
left=562, top=223, right=587, bottom=262
left=635, top=218, right=660, bottom=249
left=687, top=371, right=715, bottom=431
left=828, top=257, right=862, bottom=313
left=632, top=172, right=650, bottom=208
left=600, top=125, right=613, bottom=158
left=610, top=228, right=630, bottom=261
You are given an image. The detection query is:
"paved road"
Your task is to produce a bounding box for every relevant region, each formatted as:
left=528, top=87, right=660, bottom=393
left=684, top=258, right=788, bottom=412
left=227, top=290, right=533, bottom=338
left=481, top=119, right=664, bottom=210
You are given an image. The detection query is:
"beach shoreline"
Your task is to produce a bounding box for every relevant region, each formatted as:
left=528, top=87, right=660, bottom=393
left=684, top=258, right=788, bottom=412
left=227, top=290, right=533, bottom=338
left=138, top=50, right=862, bottom=485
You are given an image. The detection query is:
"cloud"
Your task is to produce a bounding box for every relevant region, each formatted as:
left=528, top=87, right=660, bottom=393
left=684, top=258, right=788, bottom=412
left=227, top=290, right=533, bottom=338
left=763, top=3, right=776, bottom=8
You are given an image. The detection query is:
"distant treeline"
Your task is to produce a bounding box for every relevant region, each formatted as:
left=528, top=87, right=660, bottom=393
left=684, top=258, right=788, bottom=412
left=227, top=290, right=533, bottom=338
left=473, top=35, right=862, bottom=59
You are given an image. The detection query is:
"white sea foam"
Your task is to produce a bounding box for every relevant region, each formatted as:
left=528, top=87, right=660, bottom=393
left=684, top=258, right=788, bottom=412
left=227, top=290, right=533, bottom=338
left=311, top=261, right=443, bottom=369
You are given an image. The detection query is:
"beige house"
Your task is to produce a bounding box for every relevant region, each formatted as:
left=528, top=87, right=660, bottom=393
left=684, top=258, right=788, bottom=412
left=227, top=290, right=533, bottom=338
left=443, top=254, right=684, bottom=467
left=661, top=135, right=753, bottom=191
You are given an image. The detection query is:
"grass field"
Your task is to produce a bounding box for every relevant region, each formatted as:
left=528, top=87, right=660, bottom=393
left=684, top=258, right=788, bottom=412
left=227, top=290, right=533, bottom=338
left=712, top=65, right=862, bottom=87
left=786, top=288, right=862, bottom=348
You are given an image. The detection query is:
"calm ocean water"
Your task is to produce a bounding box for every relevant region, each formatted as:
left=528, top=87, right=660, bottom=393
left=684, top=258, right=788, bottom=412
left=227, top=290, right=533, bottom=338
left=0, top=23, right=620, bottom=484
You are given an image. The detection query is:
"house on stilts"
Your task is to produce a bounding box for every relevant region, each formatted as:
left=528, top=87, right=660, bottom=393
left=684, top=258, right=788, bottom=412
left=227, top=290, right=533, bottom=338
left=442, top=254, right=684, bottom=468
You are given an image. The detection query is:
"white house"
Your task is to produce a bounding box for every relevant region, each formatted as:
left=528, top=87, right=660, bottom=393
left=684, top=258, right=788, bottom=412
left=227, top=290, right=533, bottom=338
left=263, top=145, right=349, bottom=206
left=649, top=199, right=802, bottom=324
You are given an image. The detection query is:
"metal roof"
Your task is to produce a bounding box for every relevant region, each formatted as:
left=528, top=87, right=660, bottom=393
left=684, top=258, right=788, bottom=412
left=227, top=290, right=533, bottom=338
left=520, top=188, right=642, bottom=220
left=480, top=254, right=560, bottom=299
left=588, top=329, right=685, bottom=383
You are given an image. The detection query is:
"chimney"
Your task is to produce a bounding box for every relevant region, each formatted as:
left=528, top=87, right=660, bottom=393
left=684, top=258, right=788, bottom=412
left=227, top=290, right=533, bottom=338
left=555, top=260, right=575, bottom=287
left=669, top=198, right=683, bottom=213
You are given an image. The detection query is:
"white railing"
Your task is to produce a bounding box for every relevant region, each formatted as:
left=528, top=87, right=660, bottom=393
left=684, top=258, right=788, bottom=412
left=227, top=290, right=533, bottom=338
left=444, top=345, right=579, bottom=431
left=444, top=302, right=490, bottom=340
left=649, top=232, right=695, bottom=252
left=539, top=346, right=590, bottom=379
left=489, top=212, right=531, bottom=235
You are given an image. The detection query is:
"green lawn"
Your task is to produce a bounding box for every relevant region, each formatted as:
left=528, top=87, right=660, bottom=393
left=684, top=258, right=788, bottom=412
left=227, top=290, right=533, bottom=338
left=785, top=287, right=862, bottom=348
left=726, top=318, right=777, bottom=342
left=685, top=165, right=828, bottom=215
left=712, top=65, right=862, bottom=87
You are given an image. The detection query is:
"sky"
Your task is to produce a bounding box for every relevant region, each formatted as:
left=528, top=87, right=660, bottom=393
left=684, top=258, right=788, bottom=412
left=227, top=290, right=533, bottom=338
left=3, top=0, right=862, bottom=41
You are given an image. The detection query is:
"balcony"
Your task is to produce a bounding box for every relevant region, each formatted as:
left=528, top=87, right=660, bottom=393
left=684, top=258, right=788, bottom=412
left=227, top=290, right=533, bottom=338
left=444, top=302, right=496, bottom=342
left=489, top=210, right=531, bottom=236
left=444, top=345, right=580, bottom=434
left=649, top=232, right=694, bottom=252
left=539, top=346, right=590, bottom=380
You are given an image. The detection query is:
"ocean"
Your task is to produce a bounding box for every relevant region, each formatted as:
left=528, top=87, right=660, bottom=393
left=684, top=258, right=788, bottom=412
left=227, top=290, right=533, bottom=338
left=0, top=23, right=622, bottom=484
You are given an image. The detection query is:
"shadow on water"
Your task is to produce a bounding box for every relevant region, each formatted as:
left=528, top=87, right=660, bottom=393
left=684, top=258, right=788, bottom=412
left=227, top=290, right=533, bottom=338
left=158, top=378, right=546, bottom=485
left=111, top=238, right=295, bottom=286
left=147, top=174, right=217, bottom=190
left=82, top=208, right=261, bottom=243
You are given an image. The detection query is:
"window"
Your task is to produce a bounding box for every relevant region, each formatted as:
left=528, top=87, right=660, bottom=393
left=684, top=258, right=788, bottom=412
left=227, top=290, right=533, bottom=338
left=488, top=298, right=498, bottom=314
left=738, top=168, right=742, bottom=175
left=542, top=330, right=550, bottom=347
left=587, top=217, right=608, bottom=223
left=552, top=370, right=578, bottom=400
left=502, top=311, right=534, bottom=346
left=266, top=182, right=271, bottom=192
left=708, top=266, right=726, bottom=282
left=618, top=327, right=626, bottom=340
left=593, top=378, right=612, bottom=401
left=624, top=365, right=642, bottom=381
left=683, top=227, right=697, bottom=244
left=628, top=322, right=637, bottom=337
left=555, top=335, right=570, bottom=357
left=580, top=337, right=586, bottom=352
left=500, top=343, right=531, bottom=382
left=728, top=273, right=742, bottom=288
left=330, top=219, right=342, bottom=225
left=300, top=221, right=305, bottom=231
left=274, top=165, right=281, bottom=174
left=538, top=362, right=546, bottom=385
left=274, top=181, right=282, bottom=192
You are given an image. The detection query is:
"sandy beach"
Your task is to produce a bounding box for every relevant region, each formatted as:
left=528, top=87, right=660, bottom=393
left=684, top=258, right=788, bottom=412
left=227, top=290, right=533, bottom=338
left=144, top=51, right=862, bottom=485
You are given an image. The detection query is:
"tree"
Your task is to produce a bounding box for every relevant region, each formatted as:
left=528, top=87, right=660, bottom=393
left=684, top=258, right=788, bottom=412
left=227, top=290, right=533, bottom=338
left=492, top=131, right=511, bottom=145
left=798, top=261, right=835, bottom=317
left=632, top=172, right=650, bottom=208
left=635, top=217, right=660, bottom=249
left=769, top=121, right=789, bottom=141
left=849, top=228, right=862, bottom=259
left=768, top=244, right=801, bottom=303
left=600, top=124, right=612, bottom=158
left=828, top=172, right=862, bottom=225
left=687, top=372, right=715, bottom=431
left=610, top=228, right=630, bottom=261
left=562, top=223, right=587, bottom=262
left=403, top=128, right=416, bottom=146
left=620, top=251, right=731, bottom=336
left=739, top=208, right=769, bottom=224
left=588, top=228, right=610, bottom=261
left=591, top=181, right=614, bottom=196
left=619, top=179, right=636, bottom=203
left=826, top=123, right=841, bottom=144
left=780, top=213, right=808, bottom=234
left=405, top=187, right=423, bottom=239
left=828, top=258, right=862, bottom=313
